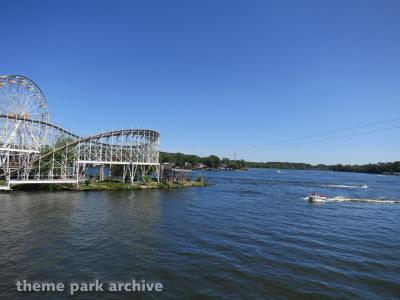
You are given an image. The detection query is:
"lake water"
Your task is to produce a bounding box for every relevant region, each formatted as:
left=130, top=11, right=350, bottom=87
left=0, top=169, right=399, bottom=299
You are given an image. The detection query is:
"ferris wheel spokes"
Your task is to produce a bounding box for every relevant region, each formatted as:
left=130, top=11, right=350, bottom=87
left=0, top=75, right=49, bottom=151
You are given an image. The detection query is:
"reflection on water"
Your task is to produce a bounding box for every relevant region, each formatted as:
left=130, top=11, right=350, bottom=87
left=0, top=170, right=399, bottom=299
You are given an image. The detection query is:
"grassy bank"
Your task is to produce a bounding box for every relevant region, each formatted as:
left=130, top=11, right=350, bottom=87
left=72, top=180, right=207, bottom=191
left=11, top=180, right=207, bottom=191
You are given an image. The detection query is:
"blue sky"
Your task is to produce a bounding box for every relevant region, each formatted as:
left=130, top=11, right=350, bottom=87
left=1, top=0, right=399, bottom=164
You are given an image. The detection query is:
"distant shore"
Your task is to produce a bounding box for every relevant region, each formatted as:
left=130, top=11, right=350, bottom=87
left=160, top=152, right=400, bottom=175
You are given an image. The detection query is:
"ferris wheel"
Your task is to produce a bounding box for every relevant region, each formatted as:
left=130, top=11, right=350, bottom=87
left=0, top=75, right=49, bottom=150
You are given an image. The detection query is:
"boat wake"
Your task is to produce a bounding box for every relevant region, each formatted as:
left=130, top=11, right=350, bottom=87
left=303, top=196, right=399, bottom=204
left=322, top=184, right=368, bottom=189
left=302, top=196, right=400, bottom=204
left=327, top=196, right=398, bottom=204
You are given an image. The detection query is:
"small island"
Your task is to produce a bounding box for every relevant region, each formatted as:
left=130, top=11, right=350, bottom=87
left=9, top=175, right=207, bottom=192
left=72, top=178, right=206, bottom=191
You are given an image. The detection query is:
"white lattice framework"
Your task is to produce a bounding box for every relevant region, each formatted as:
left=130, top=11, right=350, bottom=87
left=0, top=75, right=160, bottom=190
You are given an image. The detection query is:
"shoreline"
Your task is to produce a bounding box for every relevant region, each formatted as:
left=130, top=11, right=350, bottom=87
left=8, top=180, right=208, bottom=192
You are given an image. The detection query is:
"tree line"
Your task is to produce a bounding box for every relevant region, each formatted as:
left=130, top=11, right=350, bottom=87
left=246, top=161, right=400, bottom=174
left=159, top=152, right=246, bottom=170
left=160, top=151, right=400, bottom=174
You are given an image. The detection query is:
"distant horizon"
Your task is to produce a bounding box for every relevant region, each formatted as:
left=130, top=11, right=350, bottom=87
left=159, top=149, right=399, bottom=166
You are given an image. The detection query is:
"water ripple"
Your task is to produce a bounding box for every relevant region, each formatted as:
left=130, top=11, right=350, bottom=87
left=0, top=170, right=399, bottom=299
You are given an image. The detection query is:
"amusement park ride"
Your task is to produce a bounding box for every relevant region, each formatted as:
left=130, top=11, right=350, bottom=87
left=0, top=75, right=160, bottom=190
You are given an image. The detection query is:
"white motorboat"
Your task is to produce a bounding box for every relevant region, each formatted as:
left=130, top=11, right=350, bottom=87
left=309, top=193, right=327, bottom=202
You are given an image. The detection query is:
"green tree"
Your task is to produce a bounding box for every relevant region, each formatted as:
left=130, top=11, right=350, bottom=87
left=205, top=155, right=221, bottom=169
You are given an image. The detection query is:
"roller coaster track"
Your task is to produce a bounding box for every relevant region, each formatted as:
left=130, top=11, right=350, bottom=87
left=0, top=114, right=160, bottom=142
left=1, top=128, right=159, bottom=177
left=0, top=75, right=161, bottom=190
